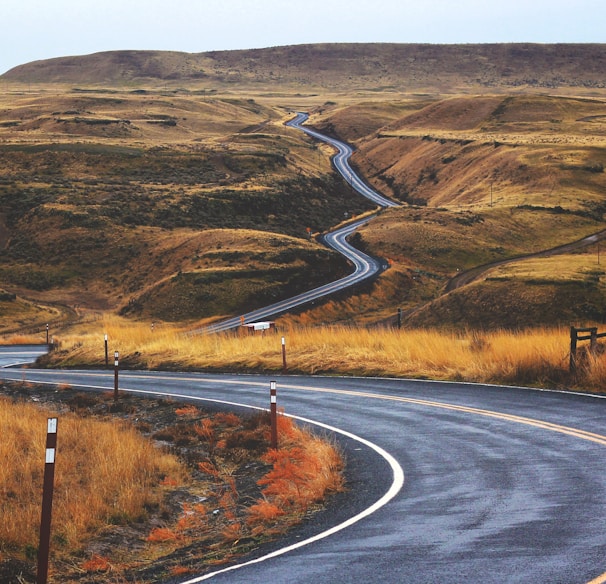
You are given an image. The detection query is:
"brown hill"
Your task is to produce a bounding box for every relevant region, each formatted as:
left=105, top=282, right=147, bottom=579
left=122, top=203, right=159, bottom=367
left=3, top=44, right=606, bottom=93
left=302, top=94, right=606, bottom=328
left=2, top=45, right=606, bottom=331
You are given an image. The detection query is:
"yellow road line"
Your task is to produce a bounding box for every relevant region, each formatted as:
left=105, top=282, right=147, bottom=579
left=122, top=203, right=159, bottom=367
left=13, top=370, right=606, bottom=583
left=21, top=370, right=606, bottom=445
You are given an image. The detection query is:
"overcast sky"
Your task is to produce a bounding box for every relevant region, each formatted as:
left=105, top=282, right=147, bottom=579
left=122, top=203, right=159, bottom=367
left=2, top=0, right=604, bottom=74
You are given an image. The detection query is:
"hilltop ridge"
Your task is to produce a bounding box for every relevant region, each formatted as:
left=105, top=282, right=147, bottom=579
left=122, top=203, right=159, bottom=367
left=3, top=43, right=606, bottom=93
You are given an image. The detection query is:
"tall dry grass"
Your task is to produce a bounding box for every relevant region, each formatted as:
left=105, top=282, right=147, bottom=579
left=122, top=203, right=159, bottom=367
left=49, top=315, right=605, bottom=391
left=0, top=397, right=186, bottom=559
left=0, top=333, right=48, bottom=345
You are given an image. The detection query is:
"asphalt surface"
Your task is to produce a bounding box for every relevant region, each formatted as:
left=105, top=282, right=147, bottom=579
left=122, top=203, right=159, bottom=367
left=0, top=344, right=48, bottom=368
left=2, top=349, right=606, bottom=584
left=200, top=113, right=397, bottom=333
left=286, top=113, right=399, bottom=209
left=202, top=216, right=385, bottom=333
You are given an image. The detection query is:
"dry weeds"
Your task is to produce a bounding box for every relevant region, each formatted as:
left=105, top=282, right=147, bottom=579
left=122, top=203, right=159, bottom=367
left=0, top=383, right=344, bottom=583
left=0, top=396, right=185, bottom=557
left=39, top=315, right=606, bottom=392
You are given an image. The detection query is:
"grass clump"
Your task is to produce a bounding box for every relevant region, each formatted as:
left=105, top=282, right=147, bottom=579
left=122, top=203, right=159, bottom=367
left=0, top=397, right=185, bottom=560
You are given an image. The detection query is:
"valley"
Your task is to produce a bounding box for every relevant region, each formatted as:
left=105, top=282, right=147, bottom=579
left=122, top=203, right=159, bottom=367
left=0, top=44, right=605, bottom=334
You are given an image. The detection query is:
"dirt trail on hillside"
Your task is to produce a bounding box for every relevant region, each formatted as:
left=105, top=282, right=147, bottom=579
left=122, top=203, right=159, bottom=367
left=445, top=228, right=606, bottom=292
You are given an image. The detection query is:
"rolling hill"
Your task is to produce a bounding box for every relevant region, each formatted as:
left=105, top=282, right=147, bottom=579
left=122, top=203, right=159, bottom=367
left=1, top=44, right=606, bottom=331
left=3, top=44, right=606, bottom=94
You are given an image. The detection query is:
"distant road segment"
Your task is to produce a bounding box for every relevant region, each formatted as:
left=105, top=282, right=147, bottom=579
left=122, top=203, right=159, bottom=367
left=0, top=345, right=48, bottom=368
left=201, top=113, right=397, bottom=333
left=286, top=113, right=399, bottom=208
left=203, top=216, right=385, bottom=333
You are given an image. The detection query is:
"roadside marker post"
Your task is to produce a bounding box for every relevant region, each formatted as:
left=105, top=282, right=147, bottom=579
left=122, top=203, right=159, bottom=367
left=281, top=336, right=287, bottom=372
left=45, top=324, right=49, bottom=346
left=270, top=381, right=278, bottom=450
left=114, top=351, right=119, bottom=401
left=37, top=417, right=58, bottom=584
left=104, top=334, right=109, bottom=369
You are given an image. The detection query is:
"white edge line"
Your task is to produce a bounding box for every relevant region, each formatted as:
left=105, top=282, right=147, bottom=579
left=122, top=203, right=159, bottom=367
left=180, top=411, right=404, bottom=583
left=1, top=361, right=35, bottom=368
left=5, top=378, right=405, bottom=583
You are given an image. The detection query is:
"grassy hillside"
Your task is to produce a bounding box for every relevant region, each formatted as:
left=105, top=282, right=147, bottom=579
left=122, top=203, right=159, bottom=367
left=301, top=94, right=606, bottom=328
left=1, top=46, right=606, bottom=332
left=0, top=88, right=369, bottom=329
left=3, top=44, right=606, bottom=95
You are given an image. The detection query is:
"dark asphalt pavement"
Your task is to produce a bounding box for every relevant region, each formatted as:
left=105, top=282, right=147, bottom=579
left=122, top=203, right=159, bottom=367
left=1, top=356, right=605, bottom=584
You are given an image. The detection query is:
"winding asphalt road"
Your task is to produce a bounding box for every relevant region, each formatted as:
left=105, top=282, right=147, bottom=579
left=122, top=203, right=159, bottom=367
left=286, top=113, right=399, bottom=209
left=200, top=113, right=397, bottom=333
left=2, top=347, right=606, bottom=584
left=203, top=216, right=385, bottom=333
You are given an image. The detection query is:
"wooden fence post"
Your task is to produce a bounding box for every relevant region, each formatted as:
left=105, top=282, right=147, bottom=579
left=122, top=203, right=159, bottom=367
left=281, top=337, right=287, bottom=372
left=570, top=326, right=578, bottom=374
left=590, top=327, right=598, bottom=354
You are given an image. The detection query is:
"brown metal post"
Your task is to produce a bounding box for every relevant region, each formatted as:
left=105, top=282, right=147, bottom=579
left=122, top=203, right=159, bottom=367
left=37, top=418, right=58, bottom=584
left=270, top=381, right=278, bottom=450
left=281, top=336, right=287, bottom=372
left=113, top=351, right=119, bottom=401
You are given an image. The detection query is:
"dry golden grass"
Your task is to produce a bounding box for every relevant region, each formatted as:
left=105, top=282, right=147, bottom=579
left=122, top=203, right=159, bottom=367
left=0, top=397, right=186, bottom=558
left=47, top=314, right=605, bottom=392
left=486, top=252, right=606, bottom=283
left=0, top=385, right=345, bottom=583
left=0, top=333, right=48, bottom=345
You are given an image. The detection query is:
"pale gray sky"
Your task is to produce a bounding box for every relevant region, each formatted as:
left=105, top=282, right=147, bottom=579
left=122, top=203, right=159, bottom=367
left=2, top=0, right=604, bottom=74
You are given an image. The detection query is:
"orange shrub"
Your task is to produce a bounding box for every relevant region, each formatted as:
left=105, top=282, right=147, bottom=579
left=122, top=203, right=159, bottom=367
left=175, top=405, right=199, bottom=417
left=246, top=500, right=285, bottom=525
left=160, top=476, right=178, bottom=487
left=170, top=566, right=193, bottom=576
left=147, top=527, right=179, bottom=543
left=214, top=412, right=242, bottom=427
left=195, top=418, right=215, bottom=441
left=221, top=522, right=242, bottom=542
left=198, top=461, right=220, bottom=477
left=82, top=554, right=111, bottom=573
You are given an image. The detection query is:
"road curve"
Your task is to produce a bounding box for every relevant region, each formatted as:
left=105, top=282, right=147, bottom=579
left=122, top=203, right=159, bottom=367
left=200, top=114, right=397, bottom=333
left=2, top=360, right=606, bottom=584
left=0, top=344, right=48, bottom=368
left=286, top=113, right=399, bottom=209
left=202, top=216, right=385, bottom=333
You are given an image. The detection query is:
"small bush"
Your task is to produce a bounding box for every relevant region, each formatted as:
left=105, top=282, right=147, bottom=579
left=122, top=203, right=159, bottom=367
left=147, top=527, right=178, bottom=543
